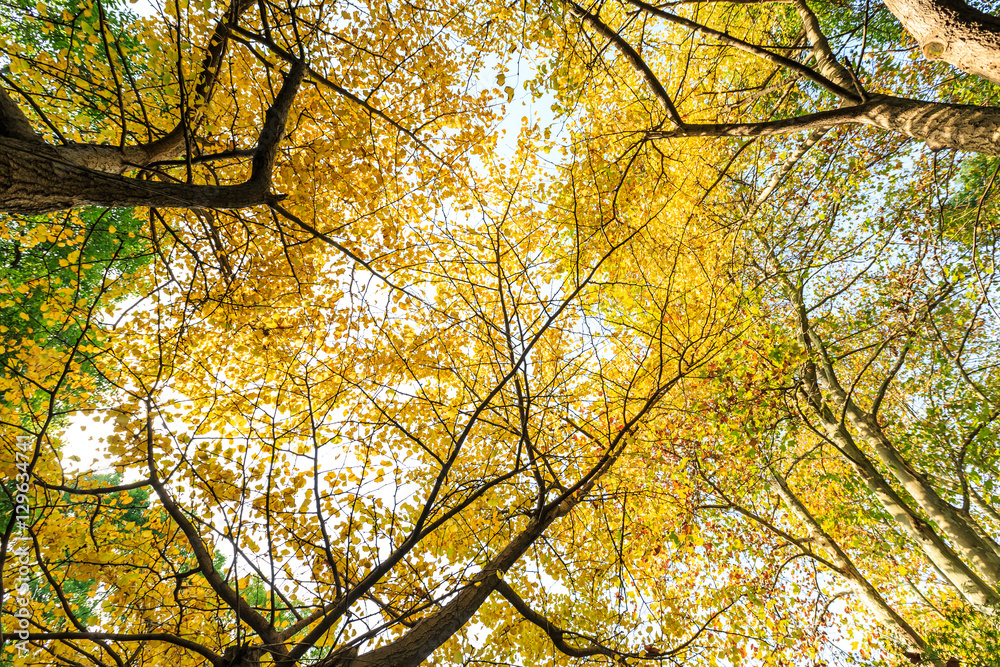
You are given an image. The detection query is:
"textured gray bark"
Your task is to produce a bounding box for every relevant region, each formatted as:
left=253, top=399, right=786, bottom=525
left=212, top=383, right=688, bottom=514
left=862, top=95, right=1000, bottom=154
left=960, top=506, right=1000, bottom=561
left=793, top=0, right=858, bottom=94
left=883, top=0, right=1000, bottom=84
left=53, top=134, right=188, bottom=175
left=650, top=95, right=1000, bottom=156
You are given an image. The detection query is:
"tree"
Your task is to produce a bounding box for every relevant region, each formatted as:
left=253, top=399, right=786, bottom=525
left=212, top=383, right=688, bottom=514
left=1, top=3, right=750, bottom=666
left=1, top=125, right=745, bottom=667
left=4, top=0, right=1000, bottom=666
left=534, top=0, right=1000, bottom=664
left=0, top=0, right=509, bottom=214
left=547, top=0, right=1000, bottom=155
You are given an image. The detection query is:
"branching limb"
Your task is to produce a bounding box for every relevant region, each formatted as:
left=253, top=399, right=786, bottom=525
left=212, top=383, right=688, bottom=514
left=651, top=94, right=1000, bottom=156
left=493, top=580, right=619, bottom=659
left=0, top=59, right=304, bottom=213
left=563, top=0, right=686, bottom=127
left=25, top=634, right=220, bottom=665
left=793, top=0, right=856, bottom=91
left=53, top=0, right=258, bottom=174
left=766, top=467, right=928, bottom=652
left=0, top=85, right=41, bottom=141
left=627, top=0, right=859, bottom=101
left=144, top=409, right=282, bottom=652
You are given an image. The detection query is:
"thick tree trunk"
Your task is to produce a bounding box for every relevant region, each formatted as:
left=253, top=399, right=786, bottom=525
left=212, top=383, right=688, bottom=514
left=0, top=0, right=271, bottom=214
left=341, top=501, right=575, bottom=667
left=761, top=226, right=1000, bottom=612
left=757, top=233, right=999, bottom=610
left=882, top=0, right=1000, bottom=85
left=821, top=384, right=1000, bottom=587
left=0, top=136, right=272, bottom=213
left=797, top=361, right=998, bottom=608
left=797, top=321, right=1000, bottom=585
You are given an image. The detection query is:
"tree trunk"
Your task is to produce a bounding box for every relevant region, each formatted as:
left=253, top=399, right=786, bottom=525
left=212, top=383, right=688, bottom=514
left=808, top=350, right=1000, bottom=586
left=340, top=501, right=575, bottom=667
left=776, top=272, right=1000, bottom=609
left=959, top=505, right=1000, bottom=561
left=826, top=390, right=1000, bottom=587
left=0, top=61, right=303, bottom=214
left=813, top=405, right=1000, bottom=610
left=0, top=136, right=273, bottom=213
left=862, top=95, right=1000, bottom=155
left=882, top=0, right=1000, bottom=85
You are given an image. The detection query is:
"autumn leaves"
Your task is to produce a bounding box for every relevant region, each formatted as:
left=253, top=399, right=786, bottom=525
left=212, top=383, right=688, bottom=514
left=3, top=0, right=1000, bottom=665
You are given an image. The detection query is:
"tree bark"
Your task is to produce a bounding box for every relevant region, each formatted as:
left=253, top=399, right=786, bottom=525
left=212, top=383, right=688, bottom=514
left=0, top=136, right=272, bottom=212
left=651, top=94, right=1000, bottom=156
left=776, top=280, right=1000, bottom=610
left=0, top=61, right=303, bottom=214
left=861, top=94, right=1000, bottom=155
left=341, top=500, right=576, bottom=667
left=959, top=505, right=1000, bottom=561
left=816, top=374, right=1000, bottom=588
left=812, top=405, right=999, bottom=610
left=882, top=0, right=1000, bottom=85
left=792, top=0, right=858, bottom=94
left=0, top=0, right=265, bottom=213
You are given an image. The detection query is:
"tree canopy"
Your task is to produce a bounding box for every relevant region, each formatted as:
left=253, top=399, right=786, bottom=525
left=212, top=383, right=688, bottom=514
left=3, top=0, right=1000, bottom=666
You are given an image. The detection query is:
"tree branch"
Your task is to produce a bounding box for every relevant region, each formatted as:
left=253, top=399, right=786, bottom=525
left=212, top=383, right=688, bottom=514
left=52, top=0, right=257, bottom=174
left=493, top=580, right=618, bottom=659
left=25, top=633, right=221, bottom=664
left=793, top=0, right=856, bottom=91
left=650, top=94, right=1000, bottom=156
left=564, top=0, right=686, bottom=127
left=627, top=0, right=860, bottom=101
left=0, top=59, right=303, bottom=213
left=144, top=410, right=281, bottom=651
left=0, top=85, right=41, bottom=141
